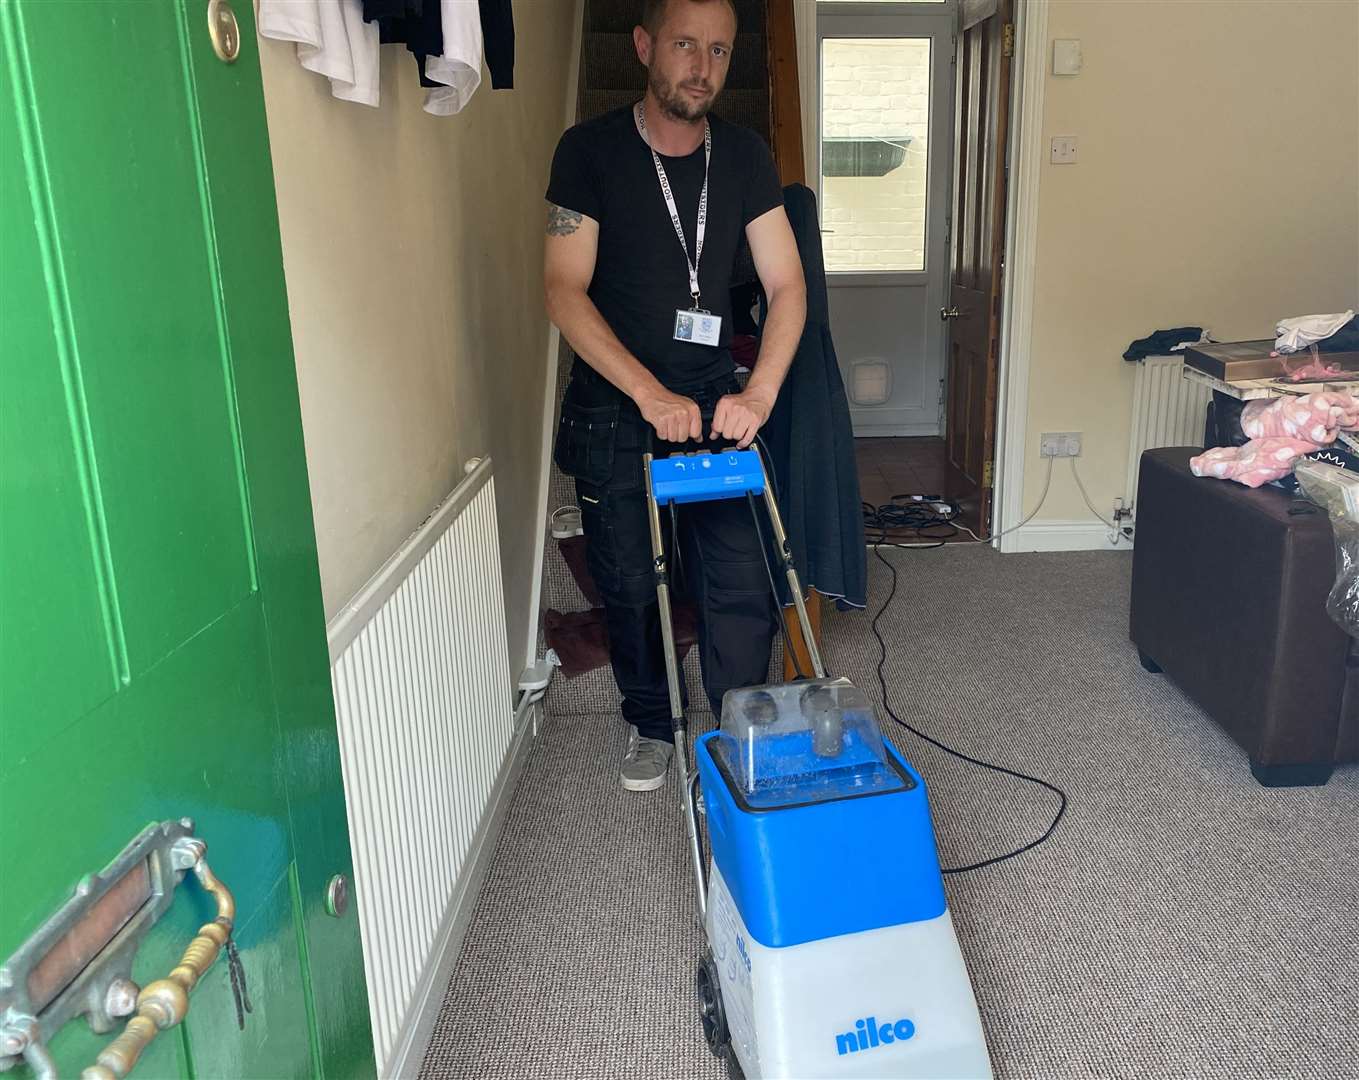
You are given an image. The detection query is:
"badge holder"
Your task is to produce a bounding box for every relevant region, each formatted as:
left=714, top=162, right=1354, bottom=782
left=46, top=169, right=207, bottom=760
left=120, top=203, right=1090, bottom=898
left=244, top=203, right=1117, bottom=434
left=673, top=301, right=722, bottom=347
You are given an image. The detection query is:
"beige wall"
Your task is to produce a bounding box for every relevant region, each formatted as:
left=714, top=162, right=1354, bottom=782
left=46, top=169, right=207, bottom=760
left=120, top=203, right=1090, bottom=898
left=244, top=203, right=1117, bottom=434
left=1022, top=0, right=1359, bottom=523
left=258, top=9, right=577, bottom=670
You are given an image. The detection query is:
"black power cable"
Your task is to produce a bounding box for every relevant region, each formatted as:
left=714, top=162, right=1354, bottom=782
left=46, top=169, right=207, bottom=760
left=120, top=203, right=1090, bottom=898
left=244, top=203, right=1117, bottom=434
left=747, top=491, right=809, bottom=681
left=862, top=494, right=960, bottom=549
left=750, top=433, right=811, bottom=680
left=748, top=419, right=1063, bottom=869
left=869, top=542, right=1069, bottom=874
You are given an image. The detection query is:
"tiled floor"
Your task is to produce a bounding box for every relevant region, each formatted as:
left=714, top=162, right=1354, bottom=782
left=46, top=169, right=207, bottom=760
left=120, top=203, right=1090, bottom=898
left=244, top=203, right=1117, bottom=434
left=857, top=436, right=975, bottom=543
left=857, top=435, right=948, bottom=507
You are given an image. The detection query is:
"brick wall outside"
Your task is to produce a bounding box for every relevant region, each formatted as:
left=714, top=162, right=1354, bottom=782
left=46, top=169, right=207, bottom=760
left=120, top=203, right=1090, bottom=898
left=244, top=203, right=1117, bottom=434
left=821, top=39, right=931, bottom=272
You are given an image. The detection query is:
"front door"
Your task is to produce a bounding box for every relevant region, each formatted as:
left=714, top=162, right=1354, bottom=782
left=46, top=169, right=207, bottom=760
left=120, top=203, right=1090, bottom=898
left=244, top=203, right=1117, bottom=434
left=0, top=1, right=373, bottom=1076
left=943, top=0, right=1013, bottom=536
left=816, top=3, right=956, bottom=439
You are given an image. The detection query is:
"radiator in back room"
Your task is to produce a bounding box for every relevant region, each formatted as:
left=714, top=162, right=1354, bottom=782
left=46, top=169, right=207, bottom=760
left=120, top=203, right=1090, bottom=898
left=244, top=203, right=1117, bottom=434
left=1126, top=355, right=1211, bottom=514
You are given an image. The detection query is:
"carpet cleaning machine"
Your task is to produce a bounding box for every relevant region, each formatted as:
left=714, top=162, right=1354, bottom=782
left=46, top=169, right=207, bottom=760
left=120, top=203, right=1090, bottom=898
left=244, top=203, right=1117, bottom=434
left=644, top=437, right=993, bottom=1080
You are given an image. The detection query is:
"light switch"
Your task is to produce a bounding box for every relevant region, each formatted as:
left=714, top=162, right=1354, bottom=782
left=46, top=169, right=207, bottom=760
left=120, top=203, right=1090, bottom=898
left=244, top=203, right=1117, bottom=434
left=1050, top=136, right=1078, bottom=165
left=1053, top=39, right=1082, bottom=76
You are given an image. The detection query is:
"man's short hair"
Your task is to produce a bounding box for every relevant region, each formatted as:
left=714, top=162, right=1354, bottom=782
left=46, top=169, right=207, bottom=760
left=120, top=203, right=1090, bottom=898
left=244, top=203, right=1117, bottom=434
left=640, top=0, right=739, bottom=36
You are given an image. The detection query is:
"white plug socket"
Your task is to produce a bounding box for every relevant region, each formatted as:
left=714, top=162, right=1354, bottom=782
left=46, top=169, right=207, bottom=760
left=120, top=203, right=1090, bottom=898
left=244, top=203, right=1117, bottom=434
left=1040, top=432, right=1083, bottom=458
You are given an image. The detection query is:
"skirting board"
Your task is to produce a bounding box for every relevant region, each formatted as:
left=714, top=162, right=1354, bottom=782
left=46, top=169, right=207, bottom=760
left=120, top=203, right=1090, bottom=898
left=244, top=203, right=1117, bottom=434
left=1003, top=519, right=1130, bottom=553
left=384, top=697, right=539, bottom=1079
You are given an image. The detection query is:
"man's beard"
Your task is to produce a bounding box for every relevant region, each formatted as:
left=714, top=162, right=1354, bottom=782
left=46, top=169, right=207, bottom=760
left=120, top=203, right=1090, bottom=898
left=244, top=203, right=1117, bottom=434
left=649, top=68, right=719, bottom=122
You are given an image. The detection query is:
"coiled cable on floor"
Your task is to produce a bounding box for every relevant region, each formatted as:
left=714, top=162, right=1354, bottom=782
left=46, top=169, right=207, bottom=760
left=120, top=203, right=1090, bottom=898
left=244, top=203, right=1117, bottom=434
left=869, top=542, right=1069, bottom=874
left=862, top=496, right=959, bottom=548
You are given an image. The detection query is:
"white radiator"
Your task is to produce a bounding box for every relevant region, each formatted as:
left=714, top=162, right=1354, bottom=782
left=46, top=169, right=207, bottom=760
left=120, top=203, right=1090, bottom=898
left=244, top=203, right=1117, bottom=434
left=327, top=457, right=517, bottom=1077
left=1126, top=355, right=1211, bottom=513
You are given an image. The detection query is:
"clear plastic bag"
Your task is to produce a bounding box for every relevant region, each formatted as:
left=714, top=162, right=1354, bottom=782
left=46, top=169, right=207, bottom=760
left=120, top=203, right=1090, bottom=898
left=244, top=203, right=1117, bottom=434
left=1294, top=460, right=1359, bottom=637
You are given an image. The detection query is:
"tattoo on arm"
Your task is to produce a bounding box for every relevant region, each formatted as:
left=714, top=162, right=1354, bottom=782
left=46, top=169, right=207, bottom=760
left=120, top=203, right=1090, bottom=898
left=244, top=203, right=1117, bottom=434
left=547, top=204, right=583, bottom=236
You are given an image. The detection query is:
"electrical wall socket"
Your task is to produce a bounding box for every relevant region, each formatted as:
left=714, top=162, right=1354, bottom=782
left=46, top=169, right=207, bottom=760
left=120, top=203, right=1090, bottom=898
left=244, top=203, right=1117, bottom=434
left=1050, top=135, right=1078, bottom=164
left=1040, top=432, right=1083, bottom=458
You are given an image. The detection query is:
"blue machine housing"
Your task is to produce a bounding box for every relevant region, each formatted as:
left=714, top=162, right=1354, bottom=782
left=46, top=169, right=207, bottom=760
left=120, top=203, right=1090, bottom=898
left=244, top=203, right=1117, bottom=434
left=696, top=731, right=947, bottom=949
left=650, top=450, right=765, bottom=505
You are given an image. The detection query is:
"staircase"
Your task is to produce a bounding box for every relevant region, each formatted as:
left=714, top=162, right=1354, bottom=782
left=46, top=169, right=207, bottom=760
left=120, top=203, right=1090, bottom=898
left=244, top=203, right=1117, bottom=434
left=578, top=0, right=773, bottom=145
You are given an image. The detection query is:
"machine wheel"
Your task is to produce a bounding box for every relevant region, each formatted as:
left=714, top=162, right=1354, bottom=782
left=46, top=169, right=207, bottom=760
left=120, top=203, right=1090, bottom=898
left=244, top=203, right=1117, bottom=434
left=721, top=1042, right=746, bottom=1079
left=695, top=951, right=729, bottom=1057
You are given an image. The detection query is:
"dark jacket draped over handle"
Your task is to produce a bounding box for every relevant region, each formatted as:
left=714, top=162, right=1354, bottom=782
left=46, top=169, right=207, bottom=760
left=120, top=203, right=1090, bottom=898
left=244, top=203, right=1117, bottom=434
left=760, top=183, right=867, bottom=611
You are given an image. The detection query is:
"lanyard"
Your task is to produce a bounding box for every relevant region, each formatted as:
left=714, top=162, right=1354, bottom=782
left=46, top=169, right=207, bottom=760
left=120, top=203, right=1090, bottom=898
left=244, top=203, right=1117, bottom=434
left=637, top=102, right=710, bottom=309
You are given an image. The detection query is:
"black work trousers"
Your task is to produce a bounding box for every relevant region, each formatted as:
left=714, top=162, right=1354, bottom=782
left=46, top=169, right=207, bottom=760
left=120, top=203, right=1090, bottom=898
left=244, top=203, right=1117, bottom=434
left=553, top=364, right=777, bottom=743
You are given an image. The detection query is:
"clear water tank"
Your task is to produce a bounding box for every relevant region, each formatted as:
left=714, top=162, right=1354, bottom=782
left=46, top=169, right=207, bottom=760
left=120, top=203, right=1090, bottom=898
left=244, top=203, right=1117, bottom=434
left=711, top=678, right=911, bottom=810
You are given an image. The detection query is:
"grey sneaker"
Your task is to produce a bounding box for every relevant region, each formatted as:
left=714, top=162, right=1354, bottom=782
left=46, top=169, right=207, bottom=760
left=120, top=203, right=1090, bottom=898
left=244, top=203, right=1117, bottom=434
left=621, top=725, right=673, bottom=792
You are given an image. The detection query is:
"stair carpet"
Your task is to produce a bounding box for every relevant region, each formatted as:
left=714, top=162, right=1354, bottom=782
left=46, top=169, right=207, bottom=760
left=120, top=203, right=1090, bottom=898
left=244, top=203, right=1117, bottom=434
left=580, top=0, right=771, bottom=145
left=586, top=0, right=766, bottom=34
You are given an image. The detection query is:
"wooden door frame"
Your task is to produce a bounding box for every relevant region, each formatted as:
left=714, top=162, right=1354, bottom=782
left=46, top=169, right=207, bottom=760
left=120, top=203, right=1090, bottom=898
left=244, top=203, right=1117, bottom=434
left=790, top=0, right=1046, bottom=550
left=815, top=6, right=956, bottom=441
left=527, top=0, right=587, bottom=674
left=991, top=0, right=1047, bottom=551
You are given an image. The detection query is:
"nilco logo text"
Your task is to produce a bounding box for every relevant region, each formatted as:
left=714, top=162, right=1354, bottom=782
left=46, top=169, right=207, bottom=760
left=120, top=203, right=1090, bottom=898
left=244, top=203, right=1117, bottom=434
left=835, top=1016, right=916, bottom=1056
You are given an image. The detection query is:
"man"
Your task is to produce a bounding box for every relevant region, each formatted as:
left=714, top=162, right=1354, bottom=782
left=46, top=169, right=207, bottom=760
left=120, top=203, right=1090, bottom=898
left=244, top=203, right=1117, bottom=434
left=543, top=0, right=806, bottom=791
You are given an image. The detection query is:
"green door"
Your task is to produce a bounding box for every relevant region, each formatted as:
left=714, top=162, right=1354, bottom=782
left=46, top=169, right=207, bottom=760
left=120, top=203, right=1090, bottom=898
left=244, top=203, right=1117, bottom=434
left=0, top=0, right=374, bottom=1076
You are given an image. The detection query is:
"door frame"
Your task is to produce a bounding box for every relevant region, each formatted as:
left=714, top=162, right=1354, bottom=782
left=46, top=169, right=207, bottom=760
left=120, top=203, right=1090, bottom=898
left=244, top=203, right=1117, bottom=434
left=814, top=3, right=957, bottom=438
left=794, top=0, right=1045, bottom=545
left=991, top=0, right=1046, bottom=550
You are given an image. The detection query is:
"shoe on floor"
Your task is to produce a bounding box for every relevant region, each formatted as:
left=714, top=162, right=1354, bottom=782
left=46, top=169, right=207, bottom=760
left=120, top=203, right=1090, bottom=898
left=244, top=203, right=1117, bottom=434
left=550, top=505, right=583, bottom=539
left=621, top=725, right=673, bottom=792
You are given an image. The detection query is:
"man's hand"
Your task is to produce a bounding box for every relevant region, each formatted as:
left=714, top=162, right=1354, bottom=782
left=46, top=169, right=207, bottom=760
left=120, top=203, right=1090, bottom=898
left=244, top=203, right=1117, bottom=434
left=710, top=389, right=774, bottom=448
left=638, top=387, right=703, bottom=443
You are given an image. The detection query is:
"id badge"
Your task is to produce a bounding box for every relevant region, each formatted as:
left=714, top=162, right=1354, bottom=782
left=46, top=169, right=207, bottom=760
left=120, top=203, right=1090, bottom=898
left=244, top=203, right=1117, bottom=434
left=674, top=308, right=722, bottom=347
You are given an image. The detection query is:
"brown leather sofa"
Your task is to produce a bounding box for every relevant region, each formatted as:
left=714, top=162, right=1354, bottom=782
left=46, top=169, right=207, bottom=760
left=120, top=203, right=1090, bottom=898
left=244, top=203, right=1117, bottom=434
left=1130, top=448, right=1358, bottom=786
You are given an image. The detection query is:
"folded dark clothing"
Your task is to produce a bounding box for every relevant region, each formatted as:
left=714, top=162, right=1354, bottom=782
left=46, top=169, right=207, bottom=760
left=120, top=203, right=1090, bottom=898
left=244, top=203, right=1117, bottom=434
left=543, top=608, right=609, bottom=678
left=1124, top=326, right=1203, bottom=361
left=1204, top=390, right=1249, bottom=450
left=731, top=334, right=759, bottom=371
left=542, top=602, right=698, bottom=679
left=1319, top=314, right=1359, bottom=353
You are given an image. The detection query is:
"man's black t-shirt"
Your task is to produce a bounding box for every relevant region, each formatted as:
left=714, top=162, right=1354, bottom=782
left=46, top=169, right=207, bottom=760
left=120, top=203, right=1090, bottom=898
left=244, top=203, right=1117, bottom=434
left=546, top=105, right=784, bottom=390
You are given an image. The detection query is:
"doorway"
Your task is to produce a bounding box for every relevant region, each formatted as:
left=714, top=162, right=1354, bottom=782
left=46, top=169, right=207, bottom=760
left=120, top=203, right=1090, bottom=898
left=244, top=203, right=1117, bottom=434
left=806, top=0, right=1014, bottom=541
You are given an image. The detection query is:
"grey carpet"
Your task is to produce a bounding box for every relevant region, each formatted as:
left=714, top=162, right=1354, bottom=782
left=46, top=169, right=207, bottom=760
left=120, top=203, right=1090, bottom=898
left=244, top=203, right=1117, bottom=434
left=422, top=547, right=1359, bottom=1080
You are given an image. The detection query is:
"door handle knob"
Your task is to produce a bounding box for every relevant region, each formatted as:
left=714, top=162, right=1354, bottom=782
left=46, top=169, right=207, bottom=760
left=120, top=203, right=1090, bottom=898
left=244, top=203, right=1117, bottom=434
left=207, top=0, right=241, bottom=63
left=940, top=306, right=960, bottom=321
left=325, top=875, right=350, bottom=918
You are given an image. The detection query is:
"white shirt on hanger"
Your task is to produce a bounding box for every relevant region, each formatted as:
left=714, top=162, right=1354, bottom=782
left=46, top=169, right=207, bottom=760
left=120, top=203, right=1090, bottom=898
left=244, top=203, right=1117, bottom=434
left=422, top=0, right=484, bottom=116
left=259, top=0, right=381, bottom=108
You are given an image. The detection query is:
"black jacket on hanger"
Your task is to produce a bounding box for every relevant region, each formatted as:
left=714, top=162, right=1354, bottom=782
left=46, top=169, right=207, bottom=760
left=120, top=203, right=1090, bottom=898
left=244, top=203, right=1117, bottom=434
left=479, top=0, right=515, bottom=89
left=761, top=183, right=867, bottom=611
left=365, top=0, right=514, bottom=91
left=363, top=0, right=445, bottom=87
